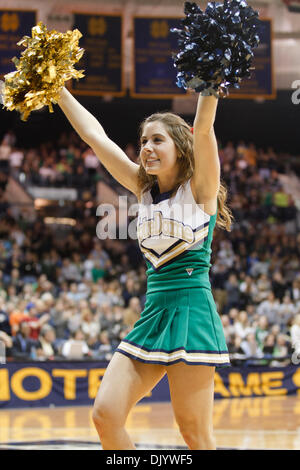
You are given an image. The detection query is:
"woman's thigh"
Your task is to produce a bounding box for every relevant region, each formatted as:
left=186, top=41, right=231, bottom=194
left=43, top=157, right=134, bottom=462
left=166, top=363, right=215, bottom=432
left=93, top=352, right=166, bottom=424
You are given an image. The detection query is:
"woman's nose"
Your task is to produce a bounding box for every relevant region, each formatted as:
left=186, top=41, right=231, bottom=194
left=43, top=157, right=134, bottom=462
left=143, top=142, right=153, bottom=152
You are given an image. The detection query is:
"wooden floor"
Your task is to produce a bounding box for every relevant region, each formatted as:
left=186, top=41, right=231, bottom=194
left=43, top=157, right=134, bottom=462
left=1, top=396, right=300, bottom=449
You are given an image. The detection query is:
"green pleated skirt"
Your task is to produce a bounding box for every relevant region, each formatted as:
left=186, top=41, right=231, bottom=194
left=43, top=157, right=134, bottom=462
left=116, top=287, right=230, bottom=367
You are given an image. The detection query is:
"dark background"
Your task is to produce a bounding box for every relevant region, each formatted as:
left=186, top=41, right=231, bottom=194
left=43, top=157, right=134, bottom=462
left=0, top=90, right=298, bottom=154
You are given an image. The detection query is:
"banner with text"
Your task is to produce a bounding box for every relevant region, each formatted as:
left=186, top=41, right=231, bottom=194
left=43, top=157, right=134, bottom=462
left=70, top=13, right=125, bottom=97
left=230, top=19, right=275, bottom=99
left=131, top=16, right=186, bottom=99
left=1, top=362, right=300, bottom=409
left=0, top=9, right=37, bottom=77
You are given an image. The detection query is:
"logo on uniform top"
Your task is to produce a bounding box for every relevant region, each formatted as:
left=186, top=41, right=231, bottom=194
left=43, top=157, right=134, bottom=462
left=186, top=268, right=194, bottom=276
left=137, top=211, right=195, bottom=244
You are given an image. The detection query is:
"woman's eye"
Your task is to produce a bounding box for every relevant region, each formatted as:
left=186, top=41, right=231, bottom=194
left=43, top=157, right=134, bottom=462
left=141, top=138, right=161, bottom=145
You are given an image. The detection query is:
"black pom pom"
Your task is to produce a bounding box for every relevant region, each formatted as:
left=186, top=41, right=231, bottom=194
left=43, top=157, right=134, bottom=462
left=171, top=0, right=262, bottom=96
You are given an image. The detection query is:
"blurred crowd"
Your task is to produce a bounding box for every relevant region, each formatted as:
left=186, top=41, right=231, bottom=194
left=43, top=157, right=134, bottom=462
left=0, top=129, right=299, bottom=366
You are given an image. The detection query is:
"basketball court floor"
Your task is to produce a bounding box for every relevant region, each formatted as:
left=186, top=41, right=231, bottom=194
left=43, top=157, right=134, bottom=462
left=0, top=395, right=299, bottom=450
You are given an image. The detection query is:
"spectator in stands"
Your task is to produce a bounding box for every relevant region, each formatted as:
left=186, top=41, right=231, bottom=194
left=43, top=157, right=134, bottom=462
left=36, top=324, right=58, bottom=360
left=83, top=253, right=95, bottom=281
left=1, top=130, right=16, bottom=147
left=98, top=301, right=115, bottom=332
left=102, top=304, right=124, bottom=348
left=38, top=161, right=57, bottom=185
left=0, top=330, right=12, bottom=358
left=270, top=323, right=280, bottom=340
left=11, top=321, right=37, bottom=359
left=249, top=252, right=270, bottom=277
left=124, top=143, right=138, bottom=163
left=90, top=241, right=111, bottom=268
left=55, top=156, right=72, bottom=185
left=223, top=274, right=241, bottom=314
left=236, top=153, right=248, bottom=171
left=262, top=334, right=276, bottom=361
left=271, top=270, right=287, bottom=302
left=228, top=307, right=239, bottom=325
left=239, top=275, right=258, bottom=306
left=277, top=294, right=297, bottom=329
left=241, top=332, right=262, bottom=360
left=41, top=292, right=55, bottom=310
left=87, top=334, right=101, bottom=354
left=255, top=315, right=269, bottom=350
left=217, top=240, right=235, bottom=269
left=22, top=302, right=50, bottom=340
left=6, top=285, right=19, bottom=304
left=19, top=251, right=39, bottom=283
left=290, top=314, right=300, bottom=355
left=220, top=314, right=235, bottom=343
left=261, top=183, right=273, bottom=218
left=9, top=268, right=24, bottom=294
left=255, top=273, right=272, bottom=303
left=0, top=137, right=11, bottom=172
left=123, top=296, right=142, bottom=330
left=233, top=310, right=254, bottom=340
left=82, top=147, right=100, bottom=179
left=290, top=279, right=300, bottom=303
left=91, top=280, right=111, bottom=306
left=257, top=292, right=280, bottom=324
left=122, top=277, right=141, bottom=307
left=8, top=301, right=29, bottom=336
left=227, top=334, right=246, bottom=366
left=94, top=330, right=114, bottom=361
left=61, top=329, right=90, bottom=359
left=65, top=303, right=81, bottom=336
left=115, top=254, right=134, bottom=279
left=71, top=164, right=90, bottom=189
left=60, top=258, right=82, bottom=283
left=9, top=147, right=24, bottom=178
left=284, top=255, right=299, bottom=286
left=0, top=298, right=11, bottom=335
left=211, top=261, right=228, bottom=313
left=271, top=333, right=291, bottom=367
left=273, top=185, right=292, bottom=222
left=91, top=259, right=107, bottom=283
left=66, top=283, right=85, bottom=302
left=106, top=279, right=124, bottom=307
left=49, top=298, right=69, bottom=339
left=222, top=141, right=235, bottom=164
left=81, top=307, right=101, bottom=338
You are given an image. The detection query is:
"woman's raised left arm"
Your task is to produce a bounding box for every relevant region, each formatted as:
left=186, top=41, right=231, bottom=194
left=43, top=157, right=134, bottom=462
left=192, top=94, right=220, bottom=201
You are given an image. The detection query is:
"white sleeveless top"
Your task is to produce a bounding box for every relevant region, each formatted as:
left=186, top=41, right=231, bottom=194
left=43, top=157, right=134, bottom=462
left=137, top=178, right=212, bottom=271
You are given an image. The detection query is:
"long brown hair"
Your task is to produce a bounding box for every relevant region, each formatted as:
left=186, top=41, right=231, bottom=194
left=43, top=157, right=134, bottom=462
left=137, top=112, right=234, bottom=232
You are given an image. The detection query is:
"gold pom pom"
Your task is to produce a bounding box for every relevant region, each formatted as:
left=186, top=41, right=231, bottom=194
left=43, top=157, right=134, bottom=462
left=1, top=22, right=85, bottom=121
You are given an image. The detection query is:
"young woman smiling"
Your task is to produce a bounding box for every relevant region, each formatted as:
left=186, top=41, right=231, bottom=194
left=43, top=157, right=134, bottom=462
left=57, top=87, right=233, bottom=450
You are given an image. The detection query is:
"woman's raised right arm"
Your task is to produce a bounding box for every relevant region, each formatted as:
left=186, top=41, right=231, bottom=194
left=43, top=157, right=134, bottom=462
left=57, top=87, right=139, bottom=195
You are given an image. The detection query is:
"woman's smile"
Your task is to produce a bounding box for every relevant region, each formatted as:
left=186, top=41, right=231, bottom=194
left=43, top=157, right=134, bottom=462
left=140, top=123, right=177, bottom=170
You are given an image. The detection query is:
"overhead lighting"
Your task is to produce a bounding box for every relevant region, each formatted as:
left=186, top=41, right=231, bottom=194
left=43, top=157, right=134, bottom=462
left=34, top=198, right=52, bottom=209
left=44, top=217, right=76, bottom=226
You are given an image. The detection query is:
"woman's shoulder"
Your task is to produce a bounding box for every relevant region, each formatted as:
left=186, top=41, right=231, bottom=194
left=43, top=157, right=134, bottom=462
left=188, top=178, right=218, bottom=216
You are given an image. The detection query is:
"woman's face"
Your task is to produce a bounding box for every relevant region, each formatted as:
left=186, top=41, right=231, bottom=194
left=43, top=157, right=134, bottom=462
left=140, top=121, right=178, bottom=176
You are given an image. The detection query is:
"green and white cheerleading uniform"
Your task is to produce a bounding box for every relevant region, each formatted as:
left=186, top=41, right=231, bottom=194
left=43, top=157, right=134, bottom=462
left=116, top=178, right=230, bottom=367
